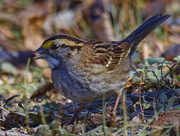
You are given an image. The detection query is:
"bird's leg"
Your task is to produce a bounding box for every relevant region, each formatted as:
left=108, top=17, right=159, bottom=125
left=111, top=89, right=123, bottom=128
left=112, top=92, right=121, bottom=116
left=84, top=100, right=96, bottom=123
left=113, top=89, right=123, bottom=116
left=63, top=103, right=86, bottom=125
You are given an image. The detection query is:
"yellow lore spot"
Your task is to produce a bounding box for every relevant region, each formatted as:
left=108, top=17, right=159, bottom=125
left=42, top=41, right=54, bottom=49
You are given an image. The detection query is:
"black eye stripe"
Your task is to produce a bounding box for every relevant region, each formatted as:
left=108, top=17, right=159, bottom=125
left=50, top=44, right=60, bottom=50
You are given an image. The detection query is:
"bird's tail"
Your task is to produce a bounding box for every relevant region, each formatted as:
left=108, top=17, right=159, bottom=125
left=124, top=14, right=170, bottom=55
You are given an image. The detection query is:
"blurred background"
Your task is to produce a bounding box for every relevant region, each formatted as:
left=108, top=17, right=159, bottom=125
left=0, top=0, right=180, bottom=68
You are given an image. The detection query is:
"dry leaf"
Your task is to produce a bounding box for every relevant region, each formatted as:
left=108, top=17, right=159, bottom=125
left=83, top=0, right=115, bottom=40
left=150, top=110, right=180, bottom=135
left=161, top=44, right=180, bottom=61
left=19, top=1, right=53, bottom=51
left=0, top=24, right=14, bottom=39
left=142, top=43, right=151, bottom=60
left=30, top=81, right=55, bottom=102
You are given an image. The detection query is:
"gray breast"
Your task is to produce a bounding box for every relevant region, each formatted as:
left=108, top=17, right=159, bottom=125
left=51, top=56, right=132, bottom=103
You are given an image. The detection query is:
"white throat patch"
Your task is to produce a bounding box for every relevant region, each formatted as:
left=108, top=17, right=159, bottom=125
left=46, top=56, right=60, bottom=69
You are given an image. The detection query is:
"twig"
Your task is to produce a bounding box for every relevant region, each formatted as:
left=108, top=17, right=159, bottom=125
left=0, top=101, right=10, bottom=121
left=139, top=74, right=146, bottom=124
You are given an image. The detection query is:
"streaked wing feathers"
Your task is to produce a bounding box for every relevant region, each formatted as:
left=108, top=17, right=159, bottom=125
left=92, top=41, right=132, bottom=70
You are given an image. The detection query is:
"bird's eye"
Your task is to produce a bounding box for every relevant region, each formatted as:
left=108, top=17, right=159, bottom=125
left=50, top=44, right=60, bottom=50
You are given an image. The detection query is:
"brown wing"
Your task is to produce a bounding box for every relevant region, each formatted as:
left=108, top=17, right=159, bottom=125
left=91, top=41, right=132, bottom=70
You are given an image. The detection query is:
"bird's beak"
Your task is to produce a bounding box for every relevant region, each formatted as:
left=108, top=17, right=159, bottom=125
left=33, top=47, right=48, bottom=59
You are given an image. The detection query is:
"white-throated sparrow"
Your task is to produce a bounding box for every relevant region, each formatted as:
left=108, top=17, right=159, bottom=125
left=33, top=14, right=170, bottom=118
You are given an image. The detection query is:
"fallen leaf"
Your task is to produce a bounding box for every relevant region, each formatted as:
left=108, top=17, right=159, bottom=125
left=0, top=24, right=14, bottom=39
